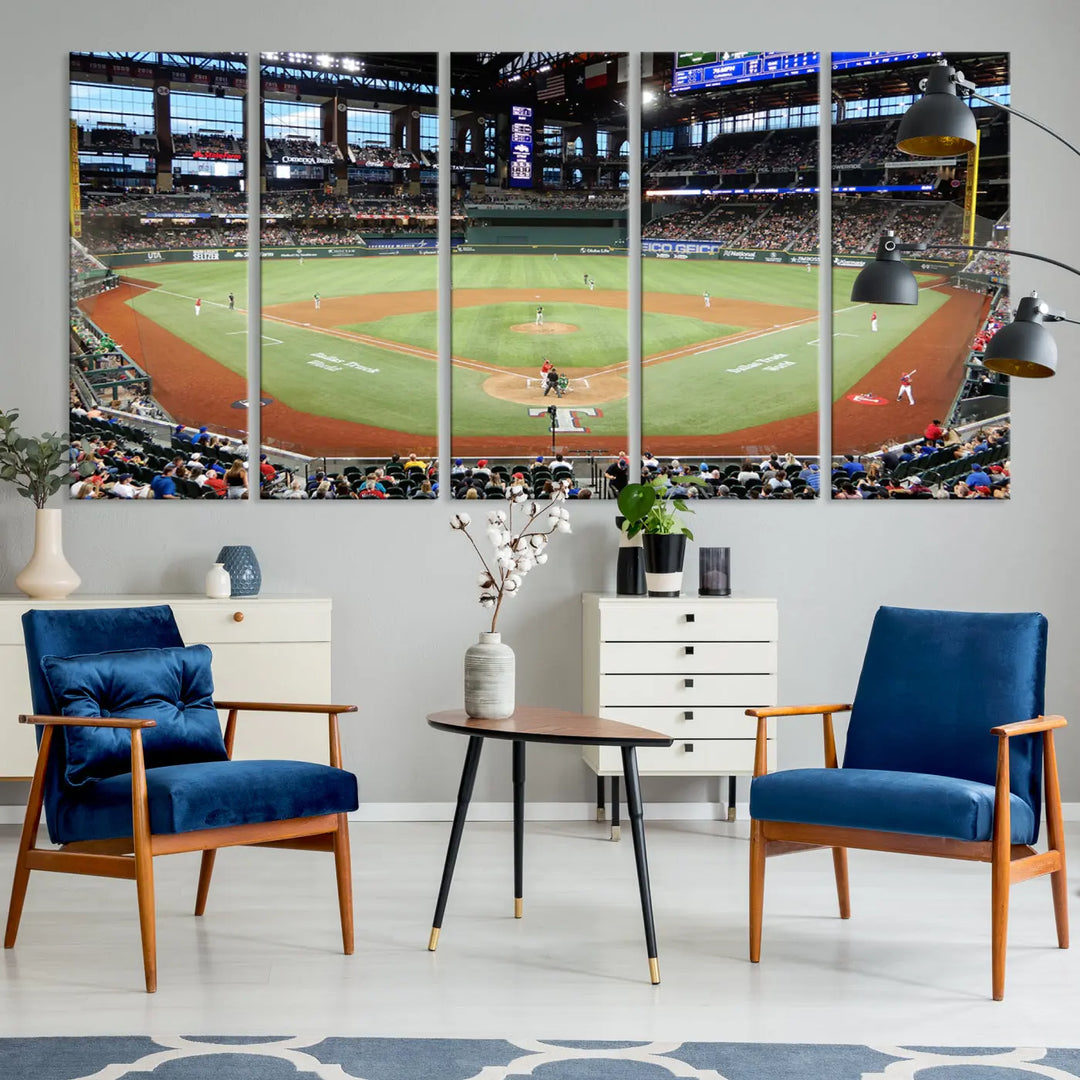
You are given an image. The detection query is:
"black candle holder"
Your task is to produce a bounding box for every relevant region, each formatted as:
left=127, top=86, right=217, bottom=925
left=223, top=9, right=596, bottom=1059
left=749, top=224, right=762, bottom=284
left=698, top=546, right=731, bottom=596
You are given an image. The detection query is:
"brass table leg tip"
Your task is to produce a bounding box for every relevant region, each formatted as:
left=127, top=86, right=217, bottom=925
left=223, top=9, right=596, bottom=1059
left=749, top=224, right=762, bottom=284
left=596, top=808, right=606, bottom=822
left=514, top=898, right=523, bottom=919
left=610, top=826, right=621, bottom=842
left=428, top=927, right=440, bottom=951
left=727, top=807, right=737, bottom=823
left=648, top=957, right=660, bottom=984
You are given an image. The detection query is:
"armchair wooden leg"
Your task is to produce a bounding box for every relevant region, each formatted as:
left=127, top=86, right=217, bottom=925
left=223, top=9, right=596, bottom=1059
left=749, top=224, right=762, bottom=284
left=5, top=727, right=52, bottom=950
left=194, top=850, right=216, bottom=916
left=832, top=848, right=851, bottom=919
left=749, top=819, right=765, bottom=963
left=1044, top=730, right=1070, bottom=950
left=991, top=735, right=1011, bottom=1001
left=333, top=814, right=354, bottom=955
left=131, top=732, right=157, bottom=993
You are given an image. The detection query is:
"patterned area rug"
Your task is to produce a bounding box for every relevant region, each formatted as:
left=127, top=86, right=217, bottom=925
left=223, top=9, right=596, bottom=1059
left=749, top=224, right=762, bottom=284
left=2, top=1038, right=1079, bottom=1079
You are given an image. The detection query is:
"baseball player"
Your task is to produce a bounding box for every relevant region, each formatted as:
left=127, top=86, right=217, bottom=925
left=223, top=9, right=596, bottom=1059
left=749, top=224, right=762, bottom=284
left=871, top=311, right=879, bottom=333
left=228, top=292, right=235, bottom=310
left=703, top=291, right=711, bottom=309
left=552, top=251, right=558, bottom=262
left=897, top=368, right=917, bottom=405
left=314, top=293, right=321, bottom=310
left=540, top=357, right=552, bottom=388
left=536, top=305, right=544, bottom=326
left=588, top=276, right=595, bottom=291
left=583, top=273, right=589, bottom=288
left=194, top=297, right=202, bottom=317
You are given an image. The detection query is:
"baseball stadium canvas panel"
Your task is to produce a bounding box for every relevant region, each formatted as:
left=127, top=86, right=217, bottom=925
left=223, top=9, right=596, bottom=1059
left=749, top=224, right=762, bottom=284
left=258, top=53, right=438, bottom=499
left=450, top=53, right=630, bottom=500
left=642, top=52, right=822, bottom=497
left=69, top=52, right=251, bottom=501
left=830, top=51, right=1010, bottom=500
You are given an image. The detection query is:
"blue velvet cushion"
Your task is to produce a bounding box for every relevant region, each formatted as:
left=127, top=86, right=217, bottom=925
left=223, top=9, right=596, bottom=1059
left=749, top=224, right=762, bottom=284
left=41, top=644, right=228, bottom=787
left=53, top=759, right=360, bottom=844
left=750, top=768, right=1037, bottom=844
left=843, top=606, right=1047, bottom=838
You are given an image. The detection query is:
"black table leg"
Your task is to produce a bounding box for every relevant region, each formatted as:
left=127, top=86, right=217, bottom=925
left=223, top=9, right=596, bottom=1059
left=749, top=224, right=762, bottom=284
left=621, top=744, right=660, bottom=984
left=727, top=775, right=738, bottom=822
left=429, top=735, right=484, bottom=950
left=610, top=775, right=621, bottom=841
left=596, top=774, right=606, bottom=822
left=513, top=739, right=525, bottom=919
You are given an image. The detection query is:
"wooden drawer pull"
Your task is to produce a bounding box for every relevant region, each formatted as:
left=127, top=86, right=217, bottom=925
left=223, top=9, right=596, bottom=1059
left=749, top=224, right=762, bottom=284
left=233, top=611, right=245, bottom=623
left=684, top=645, right=695, bottom=655
left=684, top=678, right=694, bottom=688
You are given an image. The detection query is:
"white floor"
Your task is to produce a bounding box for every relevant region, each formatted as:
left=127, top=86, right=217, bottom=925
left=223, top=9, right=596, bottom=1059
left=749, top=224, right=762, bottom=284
left=1, top=819, right=1078, bottom=1046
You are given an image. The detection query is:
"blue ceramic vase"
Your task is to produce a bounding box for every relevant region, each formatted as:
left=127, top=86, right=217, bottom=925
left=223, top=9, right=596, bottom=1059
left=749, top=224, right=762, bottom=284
left=216, top=545, right=262, bottom=597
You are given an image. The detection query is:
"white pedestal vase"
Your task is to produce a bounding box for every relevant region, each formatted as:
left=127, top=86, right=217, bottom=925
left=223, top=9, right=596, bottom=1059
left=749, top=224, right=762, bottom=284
left=204, top=562, right=231, bottom=599
left=464, top=631, right=515, bottom=719
left=15, top=508, right=81, bottom=600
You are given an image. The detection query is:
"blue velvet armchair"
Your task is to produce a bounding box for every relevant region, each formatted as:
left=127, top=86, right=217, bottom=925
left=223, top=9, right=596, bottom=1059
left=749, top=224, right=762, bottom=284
left=4, top=605, right=359, bottom=992
left=747, top=606, right=1068, bottom=1000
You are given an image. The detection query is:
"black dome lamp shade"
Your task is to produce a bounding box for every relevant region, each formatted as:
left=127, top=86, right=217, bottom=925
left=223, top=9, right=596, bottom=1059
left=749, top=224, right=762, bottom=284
left=897, top=61, right=978, bottom=157
left=983, top=294, right=1059, bottom=378
left=850, top=233, right=919, bottom=305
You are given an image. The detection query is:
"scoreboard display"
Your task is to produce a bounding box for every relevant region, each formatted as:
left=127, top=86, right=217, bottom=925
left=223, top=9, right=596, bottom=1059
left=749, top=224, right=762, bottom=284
left=671, top=50, right=943, bottom=92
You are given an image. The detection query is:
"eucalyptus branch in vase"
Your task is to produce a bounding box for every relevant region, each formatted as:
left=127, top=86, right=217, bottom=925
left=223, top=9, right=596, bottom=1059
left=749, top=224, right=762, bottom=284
left=0, top=408, right=74, bottom=509
left=450, top=479, right=572, bottom=633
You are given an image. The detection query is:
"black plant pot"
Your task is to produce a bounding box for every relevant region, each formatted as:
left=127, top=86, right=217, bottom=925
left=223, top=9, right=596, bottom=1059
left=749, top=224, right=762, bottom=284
left=641, top=533, right=687, bottom=597
left=615, top=515, right=645, bottom=596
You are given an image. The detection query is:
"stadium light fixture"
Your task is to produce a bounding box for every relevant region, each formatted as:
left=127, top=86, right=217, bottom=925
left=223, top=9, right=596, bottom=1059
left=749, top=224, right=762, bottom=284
left=898, top=59, right=1080, bottom=159
left=851, top=231, right=1080, bottom=377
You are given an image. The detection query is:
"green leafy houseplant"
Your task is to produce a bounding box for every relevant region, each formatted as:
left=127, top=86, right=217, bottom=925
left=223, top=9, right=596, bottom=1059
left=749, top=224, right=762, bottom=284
left=617, top=476, right=706, bottom=539
left=0, top=409, right=73, bottom=509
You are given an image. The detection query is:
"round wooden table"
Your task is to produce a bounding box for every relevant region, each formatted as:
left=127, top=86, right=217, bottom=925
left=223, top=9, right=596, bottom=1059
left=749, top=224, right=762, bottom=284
left=426, top=706, right=673, bottom=984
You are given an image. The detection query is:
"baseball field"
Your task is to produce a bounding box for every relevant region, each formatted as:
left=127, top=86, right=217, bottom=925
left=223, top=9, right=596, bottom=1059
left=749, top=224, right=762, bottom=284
left=78, top=249, right=984, bottom=460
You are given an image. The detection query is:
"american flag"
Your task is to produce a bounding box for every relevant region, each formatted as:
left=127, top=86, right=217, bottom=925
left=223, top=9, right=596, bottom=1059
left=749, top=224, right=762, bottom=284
left=537, top=72, right=565, bottom=100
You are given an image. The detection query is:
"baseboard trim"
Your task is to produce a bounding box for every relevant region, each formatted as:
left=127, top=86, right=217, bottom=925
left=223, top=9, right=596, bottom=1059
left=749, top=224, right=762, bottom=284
left=2, top=802, right=1079, bottom=826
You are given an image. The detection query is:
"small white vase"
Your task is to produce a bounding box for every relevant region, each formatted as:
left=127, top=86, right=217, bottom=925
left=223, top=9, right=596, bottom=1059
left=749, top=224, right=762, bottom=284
left=204, top=562, right=231, bottom=599
left=464, top=631, right=515, bottom=719
left=15, top=508, right=81, bottom=600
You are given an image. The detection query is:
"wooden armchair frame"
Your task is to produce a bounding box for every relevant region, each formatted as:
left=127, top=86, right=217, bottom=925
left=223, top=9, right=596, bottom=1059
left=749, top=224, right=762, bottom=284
left=746, top=703, right=1069, bottom=1000
left=5, top=701, right=357, bottom=993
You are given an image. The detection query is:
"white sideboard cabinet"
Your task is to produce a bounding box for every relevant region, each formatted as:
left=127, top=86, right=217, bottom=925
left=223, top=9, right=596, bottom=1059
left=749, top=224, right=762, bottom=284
left=582, top=592, right=778, bottom=834
left=0, top=595, right=333, bottom=780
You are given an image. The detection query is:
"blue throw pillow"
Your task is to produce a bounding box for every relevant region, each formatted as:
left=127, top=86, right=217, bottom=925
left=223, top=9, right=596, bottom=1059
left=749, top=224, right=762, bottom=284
left=41, top=644, right=229, bottom=786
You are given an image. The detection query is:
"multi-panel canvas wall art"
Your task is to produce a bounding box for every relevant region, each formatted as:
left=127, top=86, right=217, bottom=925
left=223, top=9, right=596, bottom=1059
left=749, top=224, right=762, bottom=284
left=69, top=51, right=250, bottom=500
left=831, top=51, right=1010, bottom=500
left=641, top=52, right=821, bottom=500
left=450, top=52, right=630, bottom=500
left=258, top=52, right=439, bottom=500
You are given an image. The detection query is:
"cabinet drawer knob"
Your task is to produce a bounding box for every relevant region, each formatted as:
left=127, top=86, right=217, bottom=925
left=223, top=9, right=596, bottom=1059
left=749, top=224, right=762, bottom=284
left=233, top=611, right=245, bottom=623
left=684, top=711, right=694, bottom=721
left=684, top=678, right=694, bottom=689
left=685, top=613, right=696, bottom=623
left=684, top=645, right=695, bottom=655
left=684, top=743, right=694, bottom=752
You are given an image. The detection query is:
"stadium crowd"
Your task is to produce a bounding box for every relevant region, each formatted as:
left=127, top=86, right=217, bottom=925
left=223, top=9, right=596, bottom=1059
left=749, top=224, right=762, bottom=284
left=831, top=422, right=1010, bottom=499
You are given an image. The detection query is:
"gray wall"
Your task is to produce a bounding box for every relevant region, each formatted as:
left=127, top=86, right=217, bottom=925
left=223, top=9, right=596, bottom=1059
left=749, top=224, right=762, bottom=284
left=2, top=1, right=1078, bottom=806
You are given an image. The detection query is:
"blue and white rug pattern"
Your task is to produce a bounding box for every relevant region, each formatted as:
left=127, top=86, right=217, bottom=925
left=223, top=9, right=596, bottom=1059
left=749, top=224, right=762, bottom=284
left=2, top=1037, right=1079, bottom=1079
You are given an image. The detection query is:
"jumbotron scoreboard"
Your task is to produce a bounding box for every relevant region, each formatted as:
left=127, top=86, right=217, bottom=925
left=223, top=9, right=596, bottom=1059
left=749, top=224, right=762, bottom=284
left=671, top=50, right=943, bottom=91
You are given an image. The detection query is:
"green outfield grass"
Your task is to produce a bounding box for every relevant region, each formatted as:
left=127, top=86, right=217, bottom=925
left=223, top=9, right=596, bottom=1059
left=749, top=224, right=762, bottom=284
left=452, top=253, right=626, bottom=292
left=643, top=258, right=819, bottom=307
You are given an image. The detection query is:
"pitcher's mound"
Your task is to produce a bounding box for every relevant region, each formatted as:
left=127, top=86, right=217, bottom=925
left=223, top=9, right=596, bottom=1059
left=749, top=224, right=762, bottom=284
left=510, top=322, right=578, bottom=335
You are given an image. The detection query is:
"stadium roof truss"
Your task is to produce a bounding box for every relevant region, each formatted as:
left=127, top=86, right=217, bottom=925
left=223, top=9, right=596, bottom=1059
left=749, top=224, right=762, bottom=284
left=72, top=51, right=248, bottom=73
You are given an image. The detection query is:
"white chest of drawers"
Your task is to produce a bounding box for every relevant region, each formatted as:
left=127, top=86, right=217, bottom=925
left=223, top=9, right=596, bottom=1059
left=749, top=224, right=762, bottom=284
left=581, top=593, right=778, bottom=819
left=0, top=595, right=333, bottom=780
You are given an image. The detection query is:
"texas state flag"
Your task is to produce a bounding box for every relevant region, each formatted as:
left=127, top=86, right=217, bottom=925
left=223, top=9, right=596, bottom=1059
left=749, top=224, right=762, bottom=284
left=584, top=61, right=608, bottom=89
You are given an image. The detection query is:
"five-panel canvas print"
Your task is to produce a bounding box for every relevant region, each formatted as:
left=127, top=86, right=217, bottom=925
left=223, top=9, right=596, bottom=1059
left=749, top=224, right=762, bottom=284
left=68, top=51, right=1010, bottom=501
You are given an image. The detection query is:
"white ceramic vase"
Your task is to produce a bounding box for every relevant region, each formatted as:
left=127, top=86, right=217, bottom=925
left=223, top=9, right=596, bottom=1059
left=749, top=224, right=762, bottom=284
left=15, top=508, right=81, bottom=600
left=204, top=562, right=231, bottom=599
left=464, top=631, right=515, bottom=719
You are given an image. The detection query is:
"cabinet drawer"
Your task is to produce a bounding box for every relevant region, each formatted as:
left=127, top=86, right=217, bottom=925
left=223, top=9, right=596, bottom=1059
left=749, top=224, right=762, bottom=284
left=599, top=673, right=776, bottom=707
left=600, top=641, right=776, bottom=675
left=597, top=706, right=769, bottom=740
left=589, top=739, right=774, bottom=775
left=597, top=599, right=777, bottom=643
left=172, top=600, right=330, bottom=645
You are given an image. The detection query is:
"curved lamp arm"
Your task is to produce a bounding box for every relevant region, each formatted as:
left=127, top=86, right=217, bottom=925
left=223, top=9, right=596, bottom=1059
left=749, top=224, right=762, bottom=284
left=964, top=87, right=1080, bottom=161
left=898, top=240, right=1080, bottom=281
